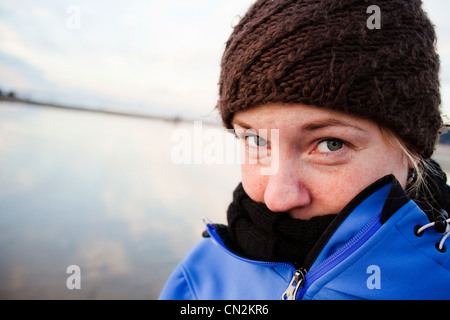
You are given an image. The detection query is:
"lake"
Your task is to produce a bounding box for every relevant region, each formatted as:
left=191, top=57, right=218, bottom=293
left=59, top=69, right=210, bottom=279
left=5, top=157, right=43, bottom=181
left=0, top=101, right=240, bottom=299
left=0, top=102, right=449, bottom=299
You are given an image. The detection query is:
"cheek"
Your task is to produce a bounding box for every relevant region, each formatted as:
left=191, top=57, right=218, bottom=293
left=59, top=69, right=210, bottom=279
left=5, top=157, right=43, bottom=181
left=308, top=168, right=364, bottom=213
left=314, top=151, right=408, bottom=211
left=309, top=162, right=392, bottom=214
left=359, top=148, right=409, bottom=188
left=241, top=163, right=268, bottom=203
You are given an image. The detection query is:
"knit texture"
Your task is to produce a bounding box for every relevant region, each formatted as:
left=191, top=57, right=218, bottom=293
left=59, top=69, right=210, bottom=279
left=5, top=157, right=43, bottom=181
left=217, top=0, right=442, bottom=158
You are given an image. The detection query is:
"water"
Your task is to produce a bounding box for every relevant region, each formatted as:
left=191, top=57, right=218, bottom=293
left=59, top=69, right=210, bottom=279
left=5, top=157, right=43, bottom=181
left=0, top=102, right=240, bottom=299
left=0, top=102, right=449, bottom=300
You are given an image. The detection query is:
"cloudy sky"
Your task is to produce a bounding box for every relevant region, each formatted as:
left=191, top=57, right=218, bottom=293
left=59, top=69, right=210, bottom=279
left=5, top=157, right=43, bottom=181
left=0, top=0, right=449, bottom=119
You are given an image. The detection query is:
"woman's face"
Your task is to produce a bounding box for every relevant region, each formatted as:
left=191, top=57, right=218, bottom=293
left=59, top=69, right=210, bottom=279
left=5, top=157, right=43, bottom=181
left=233, top=103, right=410, bottom=220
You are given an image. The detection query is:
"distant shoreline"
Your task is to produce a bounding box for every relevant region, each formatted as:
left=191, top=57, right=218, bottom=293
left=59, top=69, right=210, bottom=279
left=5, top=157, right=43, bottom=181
left=434, top=144, right=450, bottom=176
left=1, top=94, right=449, bottom=146
left=0, top=95, right=220, bottom=127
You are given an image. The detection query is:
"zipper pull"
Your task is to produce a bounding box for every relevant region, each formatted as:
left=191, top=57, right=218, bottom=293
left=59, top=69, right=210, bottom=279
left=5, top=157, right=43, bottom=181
left=282, top=268, right=306, bottom=300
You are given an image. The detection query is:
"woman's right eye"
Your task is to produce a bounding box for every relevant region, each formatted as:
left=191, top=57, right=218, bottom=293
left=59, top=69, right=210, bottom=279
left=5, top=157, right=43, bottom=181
left=246, top=135, right=268, bottom=148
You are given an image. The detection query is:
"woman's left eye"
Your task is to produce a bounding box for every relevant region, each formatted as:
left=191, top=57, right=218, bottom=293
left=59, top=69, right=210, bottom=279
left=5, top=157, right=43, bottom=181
left=317, top=139, right=344, bottom=153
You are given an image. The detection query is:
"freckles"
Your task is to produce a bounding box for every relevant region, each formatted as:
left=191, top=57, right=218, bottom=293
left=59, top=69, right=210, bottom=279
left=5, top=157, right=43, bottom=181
left=359, top=153, right=400, bottom=183
left=241, top=164, right=267, bottom=202
left=315, top=168, right=363, bottom=209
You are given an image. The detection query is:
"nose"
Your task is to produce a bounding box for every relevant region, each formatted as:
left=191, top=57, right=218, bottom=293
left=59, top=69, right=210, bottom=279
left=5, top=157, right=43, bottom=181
left=263, top=161, right=311, bottom=213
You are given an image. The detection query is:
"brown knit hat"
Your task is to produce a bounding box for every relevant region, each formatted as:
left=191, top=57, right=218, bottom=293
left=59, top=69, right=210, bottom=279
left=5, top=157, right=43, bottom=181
left=217, top=0, right=443, bottom=159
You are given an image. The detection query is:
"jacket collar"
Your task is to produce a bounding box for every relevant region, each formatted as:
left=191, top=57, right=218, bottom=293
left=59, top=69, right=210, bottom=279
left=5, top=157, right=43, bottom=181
left=304, top=174, right=407, bottom=270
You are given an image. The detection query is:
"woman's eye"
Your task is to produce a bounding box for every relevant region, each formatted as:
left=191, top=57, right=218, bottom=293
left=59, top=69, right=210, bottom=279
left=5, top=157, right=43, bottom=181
left=246, top=135, right=268, bottom=148
left=317, top=140, right=344, bottom=153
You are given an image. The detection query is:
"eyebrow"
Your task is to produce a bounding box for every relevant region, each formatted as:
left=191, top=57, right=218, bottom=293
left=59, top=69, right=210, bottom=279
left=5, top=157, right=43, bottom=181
left=232, top=118, right=367, bottom=133
left=232, top=119, right=252, bottom=130
left=302, top=118, right=367, bottom=133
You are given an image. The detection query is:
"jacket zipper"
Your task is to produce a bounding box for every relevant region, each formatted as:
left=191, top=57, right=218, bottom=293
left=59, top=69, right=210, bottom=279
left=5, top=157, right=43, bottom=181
left=281, top=268, right=307, bottom=300
left=205, top=210, right=382, bottom=300
left=282, top=210, right=382, bottom=300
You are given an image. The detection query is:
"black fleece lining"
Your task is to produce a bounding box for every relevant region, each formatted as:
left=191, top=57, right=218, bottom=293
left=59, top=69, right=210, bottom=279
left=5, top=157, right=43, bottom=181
left=379, top=176, right=410, bottom=224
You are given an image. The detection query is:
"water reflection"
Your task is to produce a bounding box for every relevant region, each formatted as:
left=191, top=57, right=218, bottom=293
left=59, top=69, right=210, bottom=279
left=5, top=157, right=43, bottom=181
left=0, top=102, right=240, bottom=299
left=0, top=102, right=449, bottom=299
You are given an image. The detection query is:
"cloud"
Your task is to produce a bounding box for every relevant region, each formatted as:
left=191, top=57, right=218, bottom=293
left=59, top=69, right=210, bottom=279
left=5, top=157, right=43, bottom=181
left=0, top=0, right=257, bottom=116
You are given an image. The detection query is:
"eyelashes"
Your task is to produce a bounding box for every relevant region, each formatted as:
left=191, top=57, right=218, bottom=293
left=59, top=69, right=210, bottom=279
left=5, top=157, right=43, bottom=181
left=238, top=134, right=346, bottom=153
left=245, top=134, right=268, bottom=148
left=317, top=139, right=345, bottom=153
left=234, top=128, right=352, bottom=164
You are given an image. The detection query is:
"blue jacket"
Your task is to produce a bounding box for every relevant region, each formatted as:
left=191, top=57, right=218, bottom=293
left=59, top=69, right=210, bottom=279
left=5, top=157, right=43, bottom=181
left=159, top=175, right=450, bottom=300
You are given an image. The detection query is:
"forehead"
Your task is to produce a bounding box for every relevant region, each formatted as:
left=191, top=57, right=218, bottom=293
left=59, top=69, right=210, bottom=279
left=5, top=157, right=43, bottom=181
left=232, top=103, right=375, bottom=132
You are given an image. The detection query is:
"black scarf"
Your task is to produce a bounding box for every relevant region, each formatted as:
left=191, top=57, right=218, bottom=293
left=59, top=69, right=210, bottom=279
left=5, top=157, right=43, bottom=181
left=224, top=184, right=337, bottom=266
left=212, top=160, right=449, bottom=267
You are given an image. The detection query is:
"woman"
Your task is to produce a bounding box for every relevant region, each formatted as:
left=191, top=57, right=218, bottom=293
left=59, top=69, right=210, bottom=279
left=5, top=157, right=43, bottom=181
left=159, top=0, right=450, bottom=300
